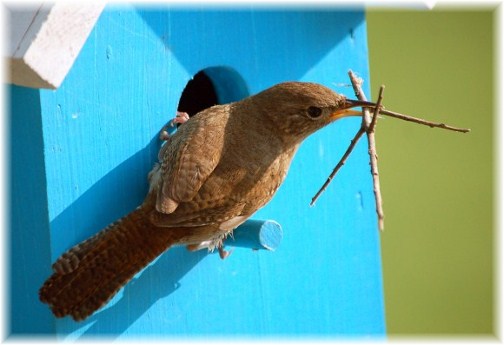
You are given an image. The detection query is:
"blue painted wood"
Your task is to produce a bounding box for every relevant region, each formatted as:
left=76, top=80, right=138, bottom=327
left=9, top=5, right=385, bottom=339
left=9, top=86, right=55, bottom=335
left=224, top=219, right=283, bottom=251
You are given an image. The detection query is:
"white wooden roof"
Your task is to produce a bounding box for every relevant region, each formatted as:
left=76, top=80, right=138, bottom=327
left=7, top=3, right=105, bottom=89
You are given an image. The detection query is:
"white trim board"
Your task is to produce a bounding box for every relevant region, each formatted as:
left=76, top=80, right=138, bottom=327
left=7, top=3, right=105, bottom=89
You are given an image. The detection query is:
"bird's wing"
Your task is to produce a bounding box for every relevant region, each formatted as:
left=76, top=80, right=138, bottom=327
left=155, top=106, right=227, bottom=214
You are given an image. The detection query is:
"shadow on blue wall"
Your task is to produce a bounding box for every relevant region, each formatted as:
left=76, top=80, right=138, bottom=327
left=10, top=86, right=55, bottom=334
left=48, top=131, right=210, bottom=337
left=136, top=8, right=364, bottom=86
left=49, top=134, right=161, bottom=252
left=78, top=248, right=207, bottom=338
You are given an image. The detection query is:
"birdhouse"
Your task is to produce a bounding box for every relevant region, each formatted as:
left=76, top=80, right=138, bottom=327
left=8, top=4, right=385, bottom=338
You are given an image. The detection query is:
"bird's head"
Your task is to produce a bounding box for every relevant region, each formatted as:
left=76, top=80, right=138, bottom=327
left=250, top=82, right=374, bottom=144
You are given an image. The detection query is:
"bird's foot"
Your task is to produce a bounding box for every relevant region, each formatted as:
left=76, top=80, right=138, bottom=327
left=186, top=240, right=232, bottom=259
left=218, top=245, right=233, bottom=260
left=159, top=127, right=170, bottom=141
left=159, top=111, right=190, bottom=141
left=173, top=111, right=190, bottom=125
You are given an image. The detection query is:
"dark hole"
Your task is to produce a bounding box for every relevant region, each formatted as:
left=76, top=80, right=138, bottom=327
left=177, top=71, right=218, bottom=117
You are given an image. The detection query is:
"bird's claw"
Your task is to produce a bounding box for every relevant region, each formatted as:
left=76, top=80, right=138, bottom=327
left=159, top=111, right=190, bottom=141
left=218, top=245, right=233, bottom=260
left=159, top=127, right=170, bottom=141
left=173, top=111, right=190, bottom=125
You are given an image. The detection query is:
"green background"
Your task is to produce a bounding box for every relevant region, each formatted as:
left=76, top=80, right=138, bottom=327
left=366, top=8, right=495, bottom=334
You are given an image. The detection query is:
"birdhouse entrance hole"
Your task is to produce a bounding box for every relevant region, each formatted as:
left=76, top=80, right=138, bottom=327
left=177, top=67, right=249, bottom=117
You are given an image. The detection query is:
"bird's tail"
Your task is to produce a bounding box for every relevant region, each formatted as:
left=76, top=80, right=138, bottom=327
left=39, top=207, right=178, bottom=321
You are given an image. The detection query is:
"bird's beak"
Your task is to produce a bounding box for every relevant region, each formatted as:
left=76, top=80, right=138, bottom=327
left=329, top=99, right=377, bottom=120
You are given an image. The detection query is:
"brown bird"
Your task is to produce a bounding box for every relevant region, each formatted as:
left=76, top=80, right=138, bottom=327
left=39, top=82, right=374, bottom=321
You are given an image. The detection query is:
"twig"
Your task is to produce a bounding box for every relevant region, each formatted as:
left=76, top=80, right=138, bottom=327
left=310, top=70, right=470, bottom=233
left=365, top=85, right=386, bottom=231
left=310, top=73, right=387, bottom=233
left=379, top=109, right=470, bottom=133
left=369, top=86, right=384, bottom=133
left=310, top=128, right=365, bottom=206
left=348, top=70, right=385, bottom=231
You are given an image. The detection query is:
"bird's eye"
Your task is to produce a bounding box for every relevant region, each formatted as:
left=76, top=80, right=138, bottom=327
left=307, top=106, right=323, bottom=119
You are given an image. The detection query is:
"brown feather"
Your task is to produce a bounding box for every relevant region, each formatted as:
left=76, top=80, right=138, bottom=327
left=39, top=82, right=351, bottom=321
left=39, top=208, right=181, bottom=321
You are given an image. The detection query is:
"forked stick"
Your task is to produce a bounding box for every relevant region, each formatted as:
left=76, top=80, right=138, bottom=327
left=310, top=70, right=470, bottom=232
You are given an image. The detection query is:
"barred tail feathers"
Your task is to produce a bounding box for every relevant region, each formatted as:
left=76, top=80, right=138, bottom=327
left=39, top=207, right=177, bottom=321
